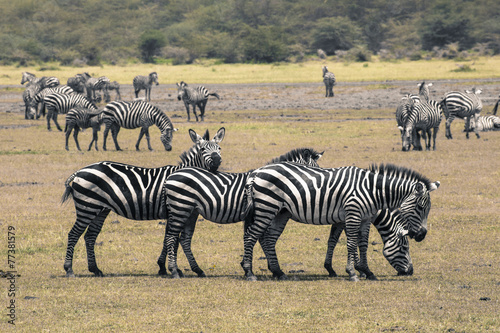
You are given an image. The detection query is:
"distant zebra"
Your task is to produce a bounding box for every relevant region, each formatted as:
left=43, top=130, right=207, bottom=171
left=64, top=107, right=104, bottom=151
left=61, top=127, right=226, bottom=277
left=241, top=163, right=440, bottom=281
left=402, top=82, right=443, bottom=151
left=396, top=94, right=423, bottom=151
left=102, top=100, right=175, bottom=151
left=103, top=81, right=121, bottom=103
left=67, top=75, right=87, bottom=94
left=440, top=88, right=483, bottom=139
left=322, top=66, right=336, bottom=97
left=85, top=76, right=111, bottom=103
left=323, top=209, right=412, bottom=278
left=466, top=115, right=500, bottom=132
left=43, top=93, right=97, bottom=131
left=133, top=72, right=159, bottom=101
left=22, top=84, right=39, bottom=119
left=176, top=81, right=220, bottom=122
left=21, top=72, right=59, bottom=88
left=30, top=85, right=74, bottom=119
left=157, top=148, right=324, bottom=278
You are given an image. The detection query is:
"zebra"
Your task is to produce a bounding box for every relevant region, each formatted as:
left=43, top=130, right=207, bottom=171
left=29, top=85, right=74, bottom=119
left=102, top=100, right=175, bottom=151
left=67, top=75, right=87, bottom=94
left=402, top=83, right=443, bottom=151
left=43, top=92, right=97, bottom=131
left=85, top=76, right=111, bottom=103
left=323, top=209, right=412, bottom=278
left=61, top=127, right=225, bottom=277
left=103, top=81, right=121, bottom=103
left=440, top=88, right=483, bottom=139
left=21, top=72, right=59, bottom=88
left=322, top=66, right=336, bottom=97
left=466, top=115, right=500, bottom=132
left=22, top=83, right=39, bottom=119
left=64, top=107, right=105, bottom=151
left=396, top=94, right=423, bottom=151
left=133, top=72, right=159, bottom=101
left=240, top=163, right=440, bottom=281
left=157, top=148, right=324, bottom=278
left=176, top=81, right=220, bottom=122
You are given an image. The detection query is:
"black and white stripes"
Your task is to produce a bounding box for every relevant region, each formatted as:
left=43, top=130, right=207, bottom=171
left=133, top=72, right=159, bottom=101
left=176, top=81, right=220, bottom=122
left=322, top=66, right=336, bottom=97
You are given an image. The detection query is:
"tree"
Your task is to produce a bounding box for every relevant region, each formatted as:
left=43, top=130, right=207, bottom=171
left=241, top=26, right=288, bottom=63
left=139, top=30, right=167, bottom=63
left=311, top=17, right=363, bottom=55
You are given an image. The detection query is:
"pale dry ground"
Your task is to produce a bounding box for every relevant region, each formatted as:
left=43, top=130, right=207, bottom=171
left=0, top=79, right=498, bottom=332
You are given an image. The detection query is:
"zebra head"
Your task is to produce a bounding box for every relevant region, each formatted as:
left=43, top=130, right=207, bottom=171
left=160, top=128, right=178, bottom=151
left=399, top=180, right=440, bottom=242
left=21, top=72, right=36, bottom=85
left=373, top=209, right=413, bottom=276
left=150, top=72, right=159, bottom=85
left=176, top=81, right=188, bottom=101
left=269, top=148, right=324, bottom=167
left=187, top=127, right=225, bottom=172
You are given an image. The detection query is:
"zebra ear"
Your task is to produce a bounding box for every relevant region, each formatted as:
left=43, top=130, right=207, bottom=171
left=316, top=151, right=324, bottom=160
left=212, top=127, right=226, bottom=143
left=429, top=181, right=440, bottom=192
left=189, top=129, right=203, bottom=144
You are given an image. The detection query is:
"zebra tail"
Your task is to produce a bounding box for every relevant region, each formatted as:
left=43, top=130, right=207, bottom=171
left=209, top=92, right=220, bottom=100
left=493, top=100, right=499, bottom=116
left=61, top=173, right=77, bottom=204
left=241, top=180, right=255, bottom=220
left=439, top=98, right=449, bottom=117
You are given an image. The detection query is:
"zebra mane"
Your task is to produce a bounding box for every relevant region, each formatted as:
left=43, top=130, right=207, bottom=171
left=369, top=163, right=432, bottom=189
left=268, top=147, right=322, bottom=165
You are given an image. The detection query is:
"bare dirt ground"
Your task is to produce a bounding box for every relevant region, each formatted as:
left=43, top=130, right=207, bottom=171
left=1, top=79, right=499, bottom=120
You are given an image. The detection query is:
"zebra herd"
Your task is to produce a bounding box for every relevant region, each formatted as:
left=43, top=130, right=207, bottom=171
left=20, top=72, right=222, bottom=151
left=397, top=81, right=499, bottom=151
left=61, top=125, right=440, bottom=281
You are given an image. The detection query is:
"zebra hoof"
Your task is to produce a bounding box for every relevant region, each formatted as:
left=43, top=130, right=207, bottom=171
left=349, top=275, right=360, bottom=282
left=246, top=275, right=258, bottom=282
left=65, top=272, right=75, bottom=278
left=277, top=274, right=288, bottom=281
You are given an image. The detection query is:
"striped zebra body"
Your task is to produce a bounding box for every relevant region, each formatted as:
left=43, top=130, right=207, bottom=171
left=30, top=85, right=74, bottom=119
left=61, top=127, right=226, bottom=277
left=403, top=95, right=443, bottom=151
left=21, top=72, right=59, bottom=88
left=322, top=66, right=336, bottom=97
left=85, top=76, right=111, bottom=103
left=44, top=92, right=96, bottom=131
left=157, top=148, right=324, bottom=278
left=177, top=81, right=220, bottom=122
left=396, top=94, right=424, bottom=151
left=241, top=163, right=439, bottom=281
left=65, top=107, right=105, bottom=151
left=22, top=84, right=39, bottom=119
left=133, top=72, right=159, bottom=101
left=467, top=115, right=500, bottom=132
left=324, top=208, right=412, bottom=278
left=102, top=100, right=175, bottom=151
left=441, top=89, right=483, bottom=139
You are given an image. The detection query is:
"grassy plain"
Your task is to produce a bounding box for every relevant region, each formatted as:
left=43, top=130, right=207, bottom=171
left=0, top=60, right=498, bottom=332
left=0, top=56, right=499, bottom=85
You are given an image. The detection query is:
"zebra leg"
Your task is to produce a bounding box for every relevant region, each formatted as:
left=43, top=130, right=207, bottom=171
left=88, top=126, right=99, bottom=151
left=425, top=128, right=432, bottom=151
left=64, top=217, right=88, bottom=277
left=355, top=220, right=377, bottom=280
left=344, top=213, right=362, bottom=282
left=65, top=125, right=74, bottom=151
left=178, top=213, right=206, bottom=277
left=83, top=209, right=110, bottom=277
left=102, top=123, right=111, bottom=151
left=472, top=113, right=481, bottom=139
left=46, top=109, right=53, bottom=131
left=262, top=212, right=290, bottom=280
left=73, top=127, right=82, bottom=151
left=158, top=214, right=188, bottom=278
left=135, top=127, right=146, bottom=151
left=192, top=104, right=199, bottom=122
left=141, top=127, right=153, bottom=151
left=445, top=116, right=454, bottom=139
left=134, top=89, right=139, bottom=99
left=432, top=127, right=439, bottom=151
left=241, top=217, right=272, bottom=281
left=324, top=223, right=345, bottom=277
left=199, top=101, right=207, bottom=122
left=111, top=124, right=122, bottom=151
left=53, top=112, right=63, bottom=132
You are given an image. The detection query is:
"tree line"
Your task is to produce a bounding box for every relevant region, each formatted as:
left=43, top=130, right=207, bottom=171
left=1, top=0, right=498, bottom=66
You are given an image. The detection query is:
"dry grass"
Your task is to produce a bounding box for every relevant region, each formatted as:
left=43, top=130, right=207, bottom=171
left=0, top=65, right=498, bottom=331
left=1, top=56, right=499, bottom=85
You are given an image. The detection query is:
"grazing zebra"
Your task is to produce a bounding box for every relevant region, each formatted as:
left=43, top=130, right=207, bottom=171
left=133, top=72, right=159, bottom=101
left=64, top=107, right=105, bottom=151
left=22, top=84, right=39, bottom=119
left=43, top=92, right=97, bottom=131
left=103, top=81, right=121, bottom=103
left=102, top=100, right=175, bottom=151
left=466, top=115, right=500, bottom=132
left=30, top=85, right=74, bottom=119
left=402, top=83, right=443, bottom=151
left=85, top=76, right=111, bottom=103
left=324, top=209, right=412, bottom=278
left=322, top=66, right=336, bottom=97
left=440, top=88, right=483, bottom=139
left=176, top=81, right=220, bottom=122
left=61, top=127, right=225, bottom=277
left=241, top=163, right=440, bottom=281
left=21, top=72, right=59, bottom=88
left=157, top=148, right=324, bottom=278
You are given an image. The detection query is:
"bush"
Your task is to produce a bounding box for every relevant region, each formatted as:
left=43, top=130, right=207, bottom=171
left=311, top=17, right=363, bottom=55
left=241, top=26, right=288, bottom=63
left=139, top=30, right=167, bottom=63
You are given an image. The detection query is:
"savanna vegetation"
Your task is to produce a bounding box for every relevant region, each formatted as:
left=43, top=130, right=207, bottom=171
left=0, top=58, right=498, bottom=331
left=1, top=0, right=499, bottom=66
